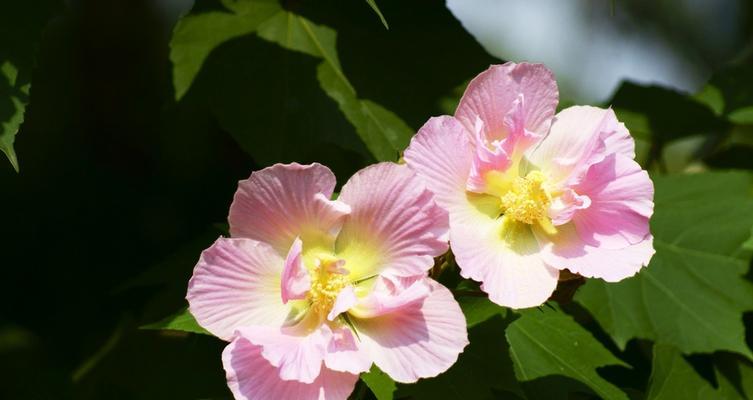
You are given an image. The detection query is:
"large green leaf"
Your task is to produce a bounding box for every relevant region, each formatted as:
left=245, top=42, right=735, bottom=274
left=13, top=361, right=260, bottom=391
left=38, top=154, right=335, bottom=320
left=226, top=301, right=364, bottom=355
left=397, top=315, right=524, bottom=400
left=647, top=344, right=725, bottom=399
left=576, top=172, right=753, bottom=358
left=505, top=306, right=629, bottom=400
left=170, top=0, right=411, bottom=162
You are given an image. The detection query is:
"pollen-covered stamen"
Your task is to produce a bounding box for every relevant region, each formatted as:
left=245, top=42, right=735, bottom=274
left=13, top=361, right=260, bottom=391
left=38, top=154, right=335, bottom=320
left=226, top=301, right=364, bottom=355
left=500, top=170, right=551, bottom=224
left=307, top=256, right=350, bottom=317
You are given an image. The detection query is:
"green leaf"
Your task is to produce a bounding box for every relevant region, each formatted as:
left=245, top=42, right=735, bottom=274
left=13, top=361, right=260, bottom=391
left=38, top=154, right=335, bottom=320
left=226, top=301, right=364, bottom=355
left=256, top=11, right=411, bottom=160
left=0, top=62, right=26, bottom=172
left=458, top=295, right=507, bottom=328
left=506, top=305, right=629, bottom=400
left=360, top=365, right=395, bottom=400
left=729, top=106, right=753, bottom=125
left=694, top=63, right=753, bottom=124
left=647, top=344, right=721, bottom=399
left=364, top=0, right=389, bottom=30
left=397, top=315, right=524, bottom=400
left=170, top=0, right=282, bottom=100
left=0, top=0, right=63, bottom=171
left=610, top=82, right=724, bottom=143
left=140, top=308, right=210, bottom=335
left=576, top=172, right=753, bottom=358
left=170, top=0, right=412, bottom=162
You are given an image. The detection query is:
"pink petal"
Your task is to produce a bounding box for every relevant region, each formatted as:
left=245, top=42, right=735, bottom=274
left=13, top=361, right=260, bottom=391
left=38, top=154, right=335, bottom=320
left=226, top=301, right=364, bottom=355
left=455, top=62, right=558, bottom=142
left=324, top=326, right=372, bottom=375
left=572, top=153, right=654, bottom=249
left=223, top=334, right=358, bottom=400
left=466, top=134, right=512, bottom=194
left=548, top=188, right=591, bottom=226
left=229, top=163, right=350, bottom=254
left=350, top=275, right=431, bottom=318
left=528, top=106, right=634, bottom=185
left=187, top=238, right=293, bottom=341
left=353, top=279, right=468, bottom=383
left=282, top=237, right=311, bottom=304
left=327, top=286, right=357, bottom=321
left=236, top=323, right=332, bottom=384
left=450, top=205, right=560, bottom=308
left=538, top=224, right=654, bottom=282
left=336, top=163, right=449, bottom=278
left=404, top=116, right=474, bottom=214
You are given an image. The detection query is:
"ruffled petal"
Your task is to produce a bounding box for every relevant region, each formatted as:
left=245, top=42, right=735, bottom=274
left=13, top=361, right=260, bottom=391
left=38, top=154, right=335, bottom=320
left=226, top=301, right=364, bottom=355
left=455, top=62, right=558, bottom=142
left=236, top=323, right=332, bottom=384
left=404, top=116, right=474, bottom=213
left=223, top=334, right=358, bottom=400
left=336, top=163, right=449, bottom=279
left=229, top=163, right=350, bottom=254
left=327, top=286, right=357, bottom=321
left=571, top=153, right=654, bottom=249
left=528, top=106, right=635, bottom=185
left=187, top=238, right=294, bottom=341
left=349, top=275, right=431, bottom=319
left=537, top=223, right=654, bottom=282
left=282, top=237, right=311, bottom=304
left=353, top=280, right=468, bottom=383
left=324, top=326, right=372, bottom=375
left=548, top=188, right=591, bottom=226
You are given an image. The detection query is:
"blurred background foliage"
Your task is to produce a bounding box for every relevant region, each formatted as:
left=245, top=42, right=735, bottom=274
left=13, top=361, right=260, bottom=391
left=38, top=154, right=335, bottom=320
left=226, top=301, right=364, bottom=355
left=1, top=0, right=753, bottom=399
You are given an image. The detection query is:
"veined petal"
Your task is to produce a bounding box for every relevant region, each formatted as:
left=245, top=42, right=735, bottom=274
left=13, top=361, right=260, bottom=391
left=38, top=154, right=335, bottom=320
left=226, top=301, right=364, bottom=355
left=349, top=275, right=431, bottom=319
left=223, top=335, right=358, bottom=400
left=229, top=163, right=350, bottom=255
left=353, top=280, right=468, bottom=383
left=404, top=116, right=474, bottom=213
left=324, top=326, right=372, bottom=375
left=537, top=224, right=654, bottom=282
left=572, top=153, right=654, bottom=249
left=455, top=62, right=558, bottom=142
left=335, top=163, right=449, bottom=279
left=282, top=237, right=311, bottom=304
left=187, top=238, right=295, bottom=341
left=451, top=196, right=559, bottom=308
left=528, top=106, right=634, bottom=185
left=236, top=322, right=332, bottom=384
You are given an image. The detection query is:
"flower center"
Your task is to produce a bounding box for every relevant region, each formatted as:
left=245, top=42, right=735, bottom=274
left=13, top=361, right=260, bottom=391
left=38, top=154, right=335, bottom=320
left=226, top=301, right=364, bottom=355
left=500, top=170, right=551, bottom=224
left=307, top=256, right=349, bottom=316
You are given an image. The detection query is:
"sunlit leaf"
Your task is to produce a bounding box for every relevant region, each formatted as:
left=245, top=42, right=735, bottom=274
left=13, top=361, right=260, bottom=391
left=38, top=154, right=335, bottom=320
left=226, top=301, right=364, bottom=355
left=506, top=305, right=629, bottom=400
left=360, top=365, right=395, bottom=400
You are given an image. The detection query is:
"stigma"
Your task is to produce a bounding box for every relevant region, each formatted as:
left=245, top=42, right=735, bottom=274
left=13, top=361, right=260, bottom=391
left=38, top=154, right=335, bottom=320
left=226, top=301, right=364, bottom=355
left=500, top=170, right=552, bottom=225
left=307, top=255, right=350, bottom=317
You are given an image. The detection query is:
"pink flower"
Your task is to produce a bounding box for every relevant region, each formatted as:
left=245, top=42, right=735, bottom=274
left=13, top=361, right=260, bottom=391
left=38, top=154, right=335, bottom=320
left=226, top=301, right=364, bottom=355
left=187, top=162, right=468, bottom=400
left=404, top=62, right=654, bottom=309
